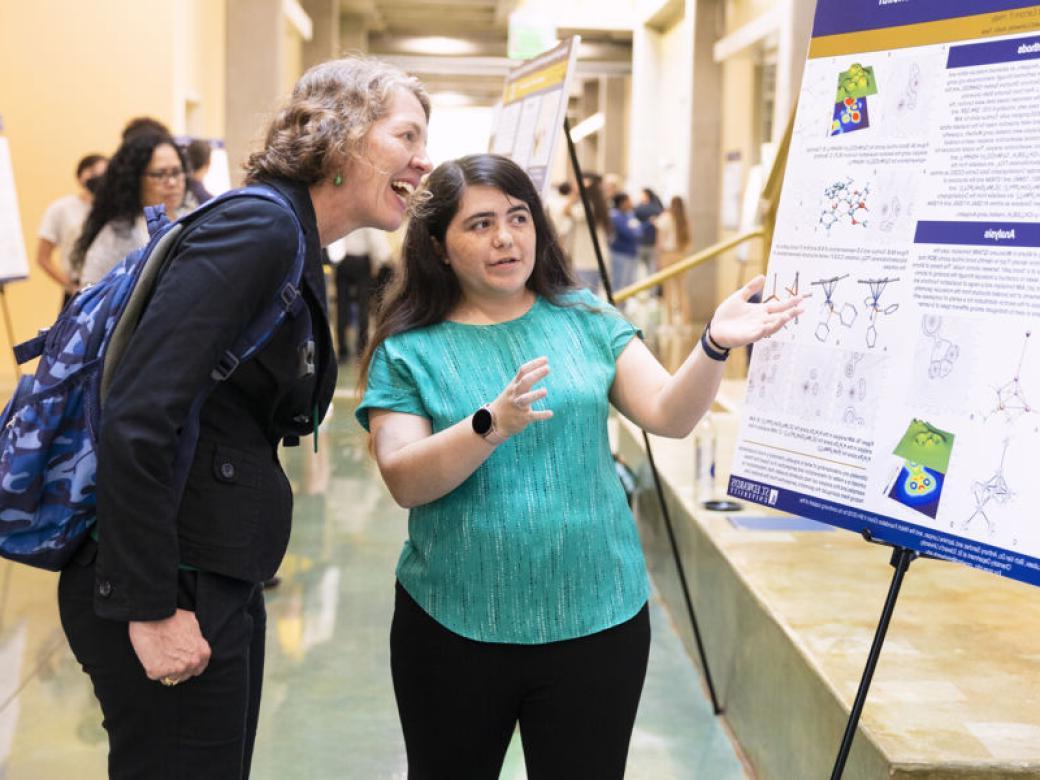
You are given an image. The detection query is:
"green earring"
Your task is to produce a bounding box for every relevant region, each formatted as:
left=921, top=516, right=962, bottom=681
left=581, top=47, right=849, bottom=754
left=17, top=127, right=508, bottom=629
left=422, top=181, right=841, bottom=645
left=333, top=174, right=343, bottom=186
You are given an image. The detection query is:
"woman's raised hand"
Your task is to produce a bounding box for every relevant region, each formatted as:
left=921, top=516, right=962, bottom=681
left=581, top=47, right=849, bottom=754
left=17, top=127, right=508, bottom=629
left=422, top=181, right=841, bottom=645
left=491, top=357, right=554, bottom=438
left=708, top=275, right=806, bottom=349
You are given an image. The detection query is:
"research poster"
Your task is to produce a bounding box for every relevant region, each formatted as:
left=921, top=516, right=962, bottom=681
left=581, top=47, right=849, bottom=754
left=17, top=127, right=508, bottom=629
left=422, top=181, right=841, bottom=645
left=489, top=36, right=580, bottom=195
left=0, top=118, right=28, bottom=284
left=728, top=0, right=1040, bottom=586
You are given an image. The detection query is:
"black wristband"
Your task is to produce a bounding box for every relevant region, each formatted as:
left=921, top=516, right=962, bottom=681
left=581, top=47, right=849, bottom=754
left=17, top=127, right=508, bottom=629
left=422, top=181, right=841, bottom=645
left=700, top=321, right=730, bottom=362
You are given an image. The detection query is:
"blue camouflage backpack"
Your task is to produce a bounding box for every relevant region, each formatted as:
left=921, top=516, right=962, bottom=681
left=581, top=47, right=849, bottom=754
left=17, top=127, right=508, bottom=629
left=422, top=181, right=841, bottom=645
left=0, top=185, right=307, bottom=570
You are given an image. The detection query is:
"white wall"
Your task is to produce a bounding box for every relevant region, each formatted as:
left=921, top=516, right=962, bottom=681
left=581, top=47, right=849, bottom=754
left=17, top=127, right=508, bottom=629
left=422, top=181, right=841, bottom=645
left=629, top=9, right=693, bottom=202
left=426, top=106, right=495, bottom=167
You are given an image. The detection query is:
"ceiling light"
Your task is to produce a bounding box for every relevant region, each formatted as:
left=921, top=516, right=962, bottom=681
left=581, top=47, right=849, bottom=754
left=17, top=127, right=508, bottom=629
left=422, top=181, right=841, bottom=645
left=430, top=92, right=475, bottom=108
left=569, top=112, right=604, bottom=142
left=397, top=37, right=480, bottom=56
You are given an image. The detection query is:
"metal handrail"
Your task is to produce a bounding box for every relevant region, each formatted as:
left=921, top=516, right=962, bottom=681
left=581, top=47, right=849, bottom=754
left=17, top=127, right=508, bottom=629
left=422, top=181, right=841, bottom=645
left=612, top=227, right=764, bottom=303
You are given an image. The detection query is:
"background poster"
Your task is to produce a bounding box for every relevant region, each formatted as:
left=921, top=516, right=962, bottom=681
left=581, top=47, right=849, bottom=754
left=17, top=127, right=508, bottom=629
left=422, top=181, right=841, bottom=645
left=488, top=36, right=580, bottom=195
left=0, top=119, right=29, bottom=284
left=728, top=0, right=1040, bottom=587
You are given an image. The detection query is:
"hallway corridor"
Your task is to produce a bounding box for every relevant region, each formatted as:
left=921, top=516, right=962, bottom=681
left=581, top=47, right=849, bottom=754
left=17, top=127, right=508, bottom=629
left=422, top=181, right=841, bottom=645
left=0, top=383, right=747, bottom=779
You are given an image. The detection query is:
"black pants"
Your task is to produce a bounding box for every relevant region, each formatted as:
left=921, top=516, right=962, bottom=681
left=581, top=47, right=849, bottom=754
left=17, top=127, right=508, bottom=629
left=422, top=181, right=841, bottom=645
left=58, top=542, right=266, bottom=779
left=391, top=583, right=651, bottom=780
left=335, top=254, right=371, bottom=359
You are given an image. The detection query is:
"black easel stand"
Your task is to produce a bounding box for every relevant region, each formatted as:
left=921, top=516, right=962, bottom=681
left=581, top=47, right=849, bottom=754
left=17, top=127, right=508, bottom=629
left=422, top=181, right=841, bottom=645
left=830, top=530, right=935, bottom=779
left=563, top=119, right=723, bottom=715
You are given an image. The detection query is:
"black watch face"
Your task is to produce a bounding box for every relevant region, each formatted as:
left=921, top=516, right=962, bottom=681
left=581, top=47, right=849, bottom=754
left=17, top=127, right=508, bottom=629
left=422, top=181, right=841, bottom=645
left=472, top=407, right=493, bottom=435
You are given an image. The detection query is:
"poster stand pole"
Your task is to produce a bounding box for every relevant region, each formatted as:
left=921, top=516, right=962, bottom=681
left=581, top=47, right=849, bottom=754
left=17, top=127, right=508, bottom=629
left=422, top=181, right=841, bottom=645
left=563, top=118, right=723, bottom=715
left=0, top=285, right=19, bottom=378
left=830, top=530, right=935, bottom=778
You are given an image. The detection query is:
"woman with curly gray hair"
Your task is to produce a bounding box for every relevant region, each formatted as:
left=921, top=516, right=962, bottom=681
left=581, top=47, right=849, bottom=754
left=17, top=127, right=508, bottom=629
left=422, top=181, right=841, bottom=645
left=58, top=56, right=430, bottom=779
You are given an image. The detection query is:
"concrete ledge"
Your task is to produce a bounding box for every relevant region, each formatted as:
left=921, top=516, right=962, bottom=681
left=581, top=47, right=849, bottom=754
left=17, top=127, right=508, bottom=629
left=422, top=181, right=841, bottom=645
left=615, top=402, right=1040, bottom=780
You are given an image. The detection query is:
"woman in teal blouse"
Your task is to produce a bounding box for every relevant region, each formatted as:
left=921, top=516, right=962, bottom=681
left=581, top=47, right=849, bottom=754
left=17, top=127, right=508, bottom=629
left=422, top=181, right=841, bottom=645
left=356, top=154, right=801, bottom=779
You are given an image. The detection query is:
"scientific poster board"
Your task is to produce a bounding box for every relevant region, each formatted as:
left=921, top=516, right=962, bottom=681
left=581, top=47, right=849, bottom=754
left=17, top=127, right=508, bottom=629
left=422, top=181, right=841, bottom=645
left=728, top=0, right=1040, bottom=587
left=489, top=36, right=580, bottom=196
left=0, top=118, right=29, bottom=284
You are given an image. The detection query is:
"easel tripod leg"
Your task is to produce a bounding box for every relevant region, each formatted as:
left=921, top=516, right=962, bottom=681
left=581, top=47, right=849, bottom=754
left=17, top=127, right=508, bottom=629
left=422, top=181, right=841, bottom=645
left=830, top=545, right=916, bottom=779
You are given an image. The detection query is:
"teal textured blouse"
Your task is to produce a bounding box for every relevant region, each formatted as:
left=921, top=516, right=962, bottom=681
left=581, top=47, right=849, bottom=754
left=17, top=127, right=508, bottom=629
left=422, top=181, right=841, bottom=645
left=355, top=289, right=649, bottom=644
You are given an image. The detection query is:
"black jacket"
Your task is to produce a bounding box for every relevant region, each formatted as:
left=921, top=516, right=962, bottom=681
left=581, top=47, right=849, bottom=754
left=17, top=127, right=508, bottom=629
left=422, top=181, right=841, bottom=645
left=93, top=179, right=336, bottom=621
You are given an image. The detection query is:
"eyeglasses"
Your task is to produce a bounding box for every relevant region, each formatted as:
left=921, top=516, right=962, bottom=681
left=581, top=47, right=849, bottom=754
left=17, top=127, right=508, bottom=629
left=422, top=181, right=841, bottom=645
left=144, top=168, right=185, bottom=182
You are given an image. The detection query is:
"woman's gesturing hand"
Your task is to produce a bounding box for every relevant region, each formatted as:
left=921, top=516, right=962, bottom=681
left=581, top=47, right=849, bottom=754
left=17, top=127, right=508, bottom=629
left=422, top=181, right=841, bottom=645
left=490, top=357, right=554, bottom=438
left=708, top=275, right=805, bottom=349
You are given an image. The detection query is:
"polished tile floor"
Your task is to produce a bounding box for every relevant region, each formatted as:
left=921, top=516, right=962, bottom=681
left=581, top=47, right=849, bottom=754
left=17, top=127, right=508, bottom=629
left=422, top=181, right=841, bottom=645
left=0, top=388, right=747, bottom=778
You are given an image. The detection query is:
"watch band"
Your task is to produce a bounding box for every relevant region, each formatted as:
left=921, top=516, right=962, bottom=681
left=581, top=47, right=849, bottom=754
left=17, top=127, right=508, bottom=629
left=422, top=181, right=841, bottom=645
left=700, top=321, right=730, bottom=362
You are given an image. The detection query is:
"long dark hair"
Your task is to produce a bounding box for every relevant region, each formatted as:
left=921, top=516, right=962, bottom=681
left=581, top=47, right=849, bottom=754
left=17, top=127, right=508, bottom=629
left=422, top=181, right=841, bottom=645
left=583, top=173, right=613, bottom=238
left=670, top=195, right=691, bottom=250
left=71, top=133, right=187, bottom=271
left=360, top=153, right=577, bottom=387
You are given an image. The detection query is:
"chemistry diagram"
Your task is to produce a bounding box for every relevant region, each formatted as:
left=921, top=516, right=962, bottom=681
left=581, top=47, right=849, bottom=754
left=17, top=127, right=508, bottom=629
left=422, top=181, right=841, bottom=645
left=976, top=331, right=1038, bottom=426
left=818, top=178, right=870, bottom=233
left=829, top=62, right=877, bottom=137
left=921, top=315, right=959, bottom=379
left=811, top=274, right=857, bottom=344
left=762, top=271, right=804, bottom=330
left=859, top=276, right=900, bottom=349
left=884, top=418, right=954, bottom=520
left=745, top=340, right=881, bottom=429
left=958, top=439, right=1015, bottom=539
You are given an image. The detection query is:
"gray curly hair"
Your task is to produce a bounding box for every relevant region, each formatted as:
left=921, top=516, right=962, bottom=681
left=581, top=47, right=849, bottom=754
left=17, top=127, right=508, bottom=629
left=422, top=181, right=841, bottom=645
left=244, top=56, right=430, bottom=185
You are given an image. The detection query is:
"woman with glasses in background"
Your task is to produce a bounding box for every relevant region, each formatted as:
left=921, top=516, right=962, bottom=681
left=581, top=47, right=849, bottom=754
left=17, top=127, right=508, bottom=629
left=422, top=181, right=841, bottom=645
left=73, top=132, right=194, bottom=287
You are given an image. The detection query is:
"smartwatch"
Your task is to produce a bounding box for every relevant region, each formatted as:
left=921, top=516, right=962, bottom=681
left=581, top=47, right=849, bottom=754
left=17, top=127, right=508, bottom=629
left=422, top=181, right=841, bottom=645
left=472, top=405, right=508, bottom=446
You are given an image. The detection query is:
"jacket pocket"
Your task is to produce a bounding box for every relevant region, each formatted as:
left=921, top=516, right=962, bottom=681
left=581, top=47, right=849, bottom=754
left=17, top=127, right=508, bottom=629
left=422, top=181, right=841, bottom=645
left=177, top=442, right=263, bottom=551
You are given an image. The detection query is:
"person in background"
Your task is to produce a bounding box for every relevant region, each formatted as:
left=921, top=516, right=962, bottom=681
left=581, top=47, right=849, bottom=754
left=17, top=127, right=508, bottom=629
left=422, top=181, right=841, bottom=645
left=327, top=226, right=392, bottom=362
left=609, top=192, right=642, bottom=293
left=185, top=139, right=214, bottom=204
left=544, top=181, right=575, bottom=264
left=122, top=116, right=171, bottom=141
left=356, top=152, right=802, bottom=779
left=35, top=153, right=108, bottom=307
left=58, top=56, right=431, bottom=779
left=656, top=194, right=692, bottom=323
left=73, top=132, right=193, bottom=287
left=602, top=172, right=622, bottom=203
left=634, top=187, right=663, bottom=278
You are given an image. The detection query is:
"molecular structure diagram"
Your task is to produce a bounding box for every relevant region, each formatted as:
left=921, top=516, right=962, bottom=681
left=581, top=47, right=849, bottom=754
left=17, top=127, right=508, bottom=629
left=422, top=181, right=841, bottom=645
left=859, top=276, right=900, bottom=348
left=980, top=331, right=1036, bottom=424
left=876, top=194, right=901, bottom=233
left=819, top=178, right=870, bottom=233
left=801, top=368, right=822, bottom=397
left=896, top=63, right=920, bottom=113
left=747, top=340, right=784, bottom=402
left=811, top=274, right=857, bottom=343
left=921, top=315, right=959, bottom=378
left=957, top=440, right=1014, bottom=537
left=762, top=271, right=806, bottom=326
left=797, top=367, right=824, bottom=418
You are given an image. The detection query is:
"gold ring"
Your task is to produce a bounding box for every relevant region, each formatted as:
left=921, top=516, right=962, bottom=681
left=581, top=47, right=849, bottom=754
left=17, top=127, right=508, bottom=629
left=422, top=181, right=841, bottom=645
left=160, top=676, right=178, bottom=687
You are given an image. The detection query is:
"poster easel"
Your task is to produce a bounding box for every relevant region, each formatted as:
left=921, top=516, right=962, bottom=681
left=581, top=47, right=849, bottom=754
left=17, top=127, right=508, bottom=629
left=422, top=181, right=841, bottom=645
left=723, top=1, right=1040, bottom=775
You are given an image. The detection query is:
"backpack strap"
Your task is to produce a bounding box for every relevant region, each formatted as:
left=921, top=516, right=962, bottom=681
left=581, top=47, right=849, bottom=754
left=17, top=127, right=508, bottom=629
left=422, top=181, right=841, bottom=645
left=13, top=332, right=46, bottom=365
left=207, top=186, right=307, bottom=381
left=167, top=185, right=307, bottom=502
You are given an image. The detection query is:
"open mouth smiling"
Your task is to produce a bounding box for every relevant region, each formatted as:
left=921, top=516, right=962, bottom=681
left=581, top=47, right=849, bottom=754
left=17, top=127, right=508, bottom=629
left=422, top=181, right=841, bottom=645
left=390, top=179, right=416, bottom=202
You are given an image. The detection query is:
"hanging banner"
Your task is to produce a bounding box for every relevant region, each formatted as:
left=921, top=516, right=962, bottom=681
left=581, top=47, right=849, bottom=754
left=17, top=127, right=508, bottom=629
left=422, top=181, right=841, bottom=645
left=728, top=0, right=1040, bottom=586
left=489, top=36, right=580, bottom=196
